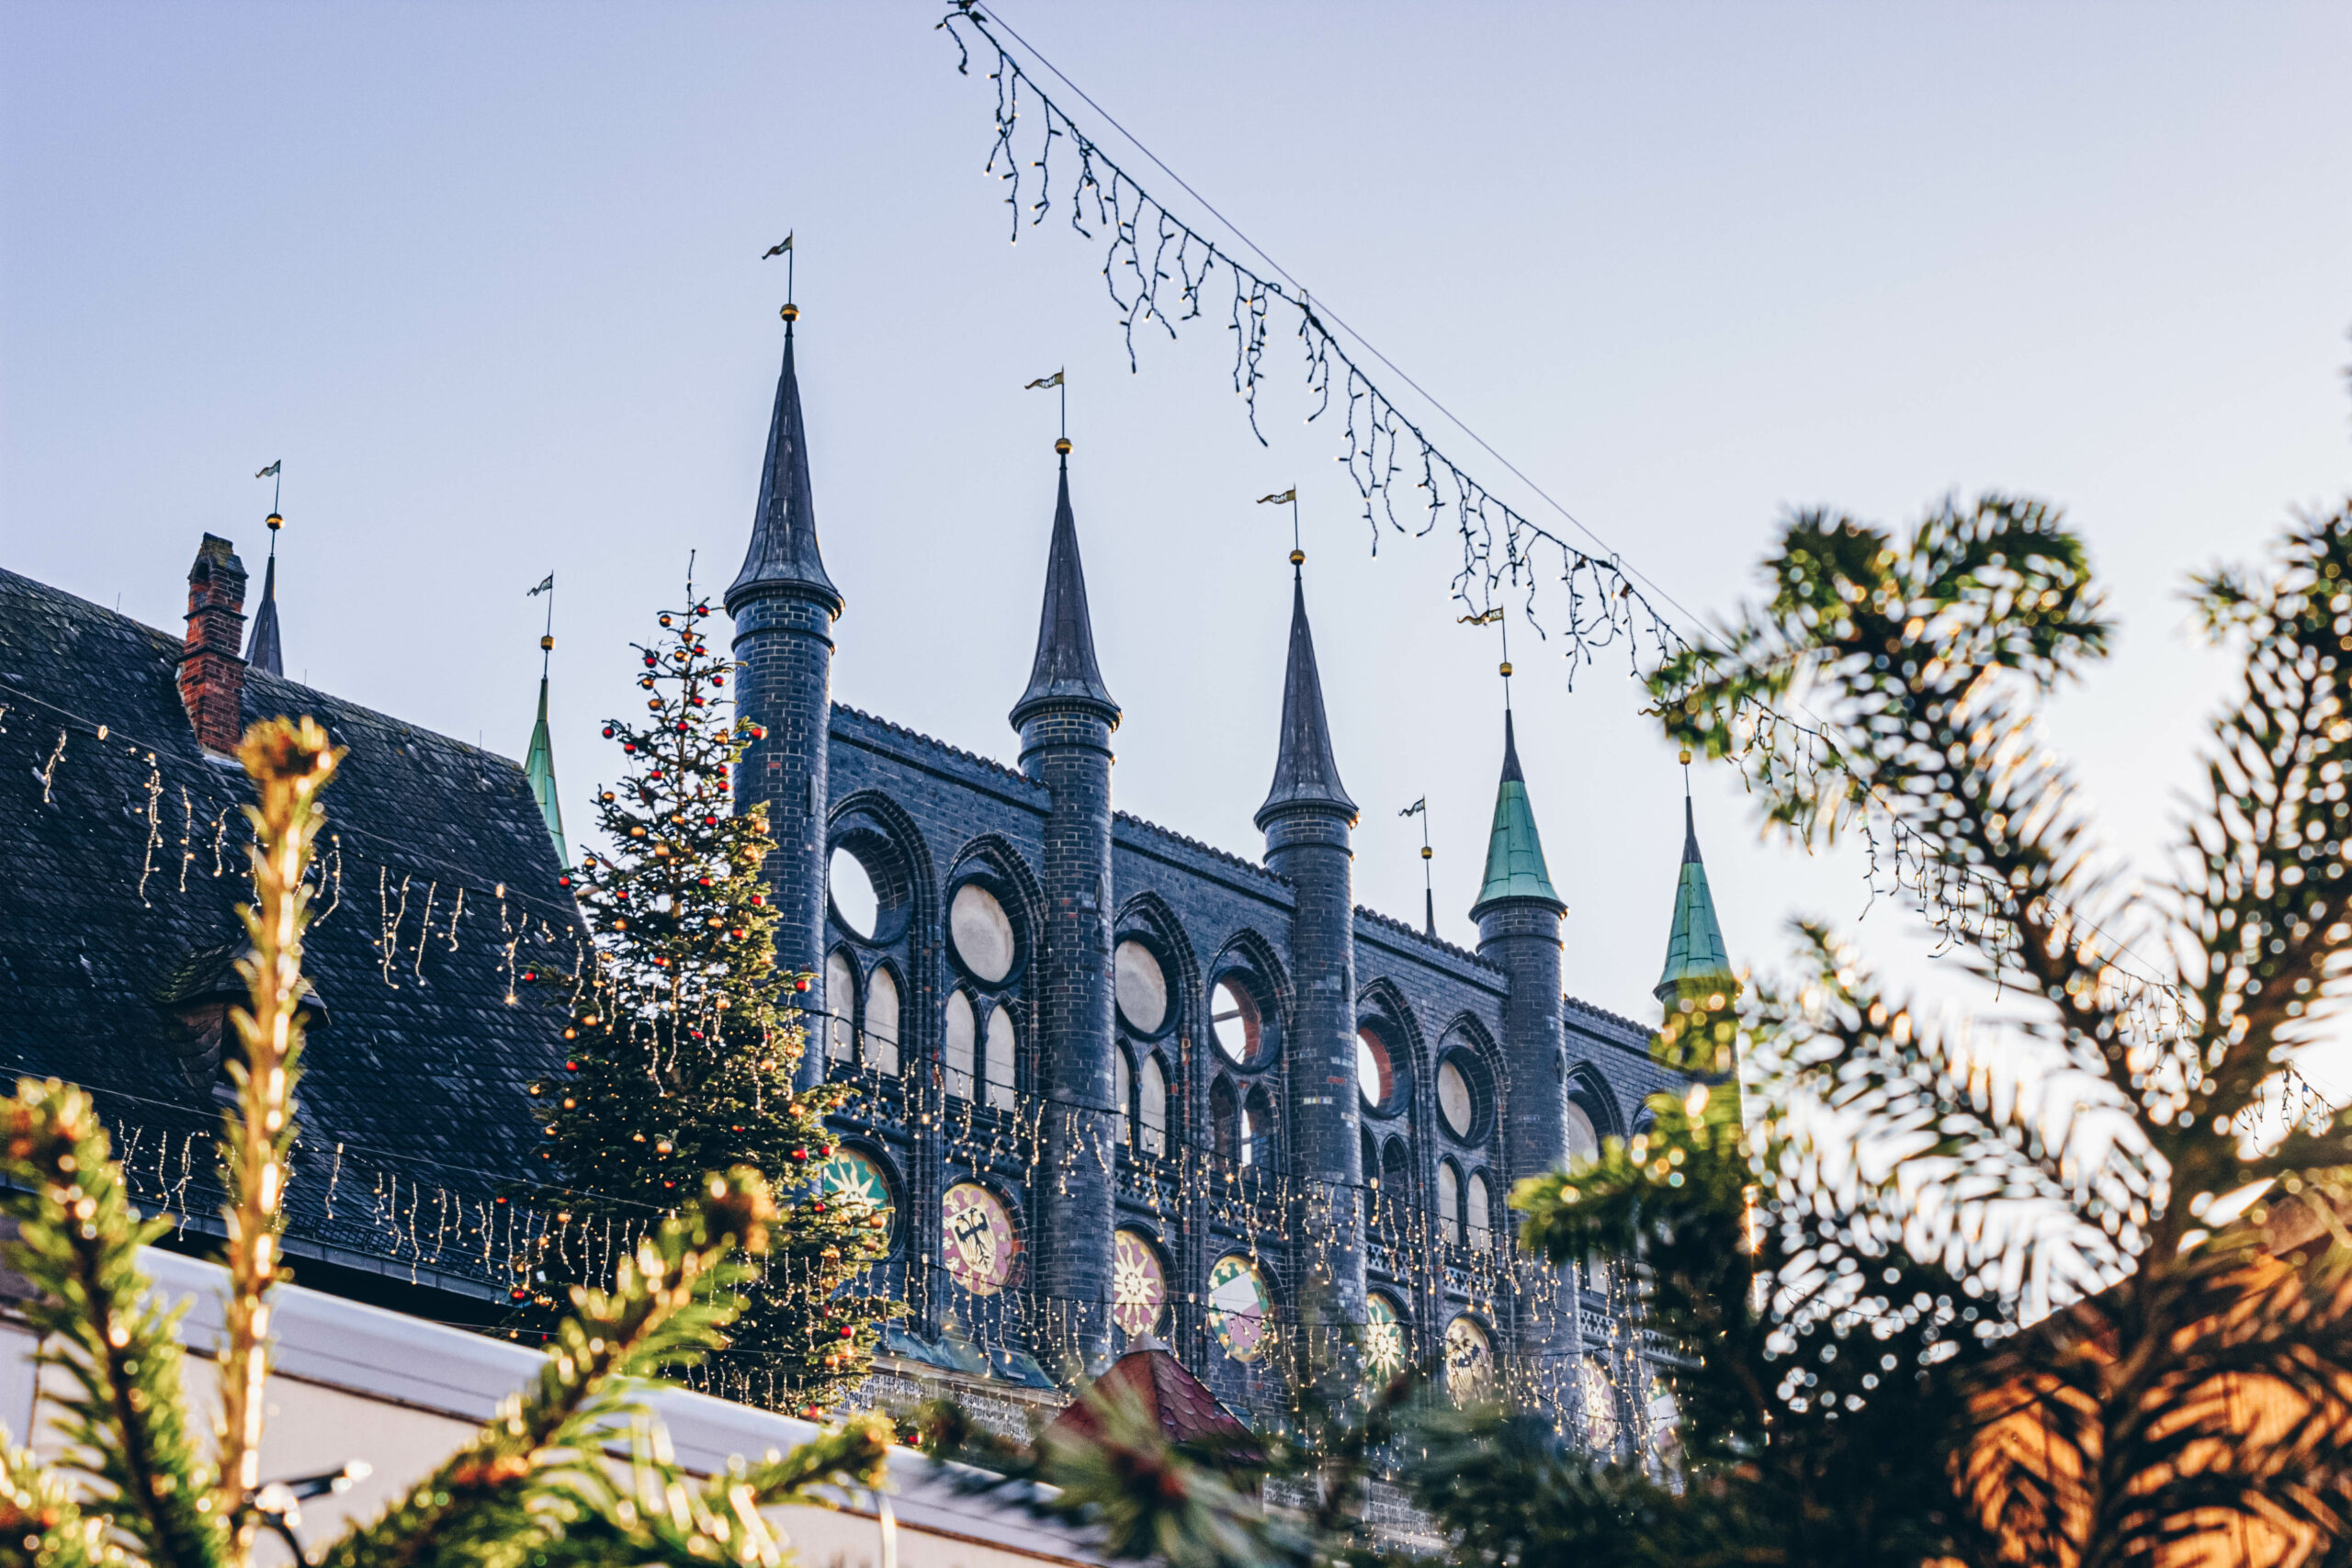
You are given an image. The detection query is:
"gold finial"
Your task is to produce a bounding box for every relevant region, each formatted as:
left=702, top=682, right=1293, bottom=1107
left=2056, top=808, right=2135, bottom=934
left=1420, top=845, right=1433, bottom=860
left=1289, top=548, right=1305, bottom=566
left=1679, top=748, right=1692, bottom=765
left=265, top=513, right=283, bottom=532
left=541, top=635, right=556, bottom=652
left=779, top=303, right=801, bottom=323
left=1498, top=660, right=1513, bottom=678
left=1055, top=436, right=1072, bottom=455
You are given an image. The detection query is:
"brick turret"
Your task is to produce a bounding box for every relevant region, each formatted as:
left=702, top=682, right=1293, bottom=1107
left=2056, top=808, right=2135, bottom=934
left=177, top=535, right=249, bottom=757
left=1255, top=567, right=1364, bottom=1355
left=726, top=308, right=842, bottom=1089
left=1011, top=446, right=1121, bottom=1377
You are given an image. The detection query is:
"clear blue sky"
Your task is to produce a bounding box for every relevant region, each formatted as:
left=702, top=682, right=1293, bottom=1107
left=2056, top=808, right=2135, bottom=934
left=5, top=3, right=2349, bottom=1091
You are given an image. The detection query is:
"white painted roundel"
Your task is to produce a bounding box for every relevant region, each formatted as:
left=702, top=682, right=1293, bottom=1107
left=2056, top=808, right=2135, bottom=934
left=949, top=884, right=1016, bottom=984
left=1438, top=1059, right=1475, bottom=1138
left=1114, top=941, right=1168, bottom=1033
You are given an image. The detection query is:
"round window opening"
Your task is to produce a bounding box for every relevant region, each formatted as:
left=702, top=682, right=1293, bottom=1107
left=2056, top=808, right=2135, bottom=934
left=949, top=884, right=1018, bottom=986
left=829, top=847, right=878, bottom=941
left=1209, top=976, right=1263, bottom=1067
left=1357, top=1027, right=1397, bottom=1113
left=1114, top=941, right=1169, bottom=1035
left=1438, top=1057, right=1477, bottom=1140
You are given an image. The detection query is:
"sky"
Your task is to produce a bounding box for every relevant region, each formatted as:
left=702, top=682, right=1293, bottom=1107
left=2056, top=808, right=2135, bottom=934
left=5, top=2, right=2350, bottom=1094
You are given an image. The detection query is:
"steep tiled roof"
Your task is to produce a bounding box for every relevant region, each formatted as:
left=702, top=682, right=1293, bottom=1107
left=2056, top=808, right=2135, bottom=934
left=1047, top=1339, right=1254, bottom=1457
left=1009, top=458, right=1118, bottom=729
left=0, top=567, right=575, bottom=1289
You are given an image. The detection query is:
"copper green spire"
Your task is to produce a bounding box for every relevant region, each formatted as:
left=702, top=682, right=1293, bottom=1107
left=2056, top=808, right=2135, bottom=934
left=524, top=587, right=568, bottom=866
left=1469, top=711, right=1562, bottom=916
left=1654, top=794, right=1733, bottom=1003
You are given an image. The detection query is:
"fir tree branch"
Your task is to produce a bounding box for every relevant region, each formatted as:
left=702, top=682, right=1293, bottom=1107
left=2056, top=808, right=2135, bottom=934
left=214, top=717, right=343, bottom=1551
left=0, top=1438, right=107, bottom=1568
left=0, top=1079, right=224, bottom=1568
left=315, top=1170, right=775, bottom=1568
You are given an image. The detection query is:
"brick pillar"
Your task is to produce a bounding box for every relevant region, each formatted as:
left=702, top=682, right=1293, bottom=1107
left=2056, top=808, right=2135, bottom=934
left=728, top=584, right=835, bottom=1089
left=177, top=535, right=249, bottom=756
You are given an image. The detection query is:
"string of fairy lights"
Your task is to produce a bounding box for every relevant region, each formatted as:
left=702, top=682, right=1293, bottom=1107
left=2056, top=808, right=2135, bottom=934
left=927, top=2, right=2342, bottom=1139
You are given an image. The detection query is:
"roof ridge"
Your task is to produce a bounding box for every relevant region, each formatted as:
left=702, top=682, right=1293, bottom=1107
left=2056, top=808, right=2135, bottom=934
left=1111, top=809, right=1284, bottom=886
left=1352, top=903, right=1497, bottom=970
left=830, top=703, right=1039, bottom=794
left=1564, top=992, right=1651, bottom=1037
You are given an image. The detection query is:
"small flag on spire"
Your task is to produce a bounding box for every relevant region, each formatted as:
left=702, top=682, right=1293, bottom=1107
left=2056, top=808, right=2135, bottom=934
left=527, top=574, right=555, bottom=596
left=761, top=232, right=793, bottom=259
left=1257, top=489, right=1295, bottom=505
left=1400, top=797, right=1427, bottom=818
left=255, top=460, right=280, bottom=479
left=1456, top=607, right=1502, bottom=626
left=1024, top=370, right=1064, bottom=389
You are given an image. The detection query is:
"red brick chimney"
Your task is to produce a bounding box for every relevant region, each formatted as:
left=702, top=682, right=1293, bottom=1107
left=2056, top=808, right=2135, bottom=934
left=177, top=534, right=249, bottom=756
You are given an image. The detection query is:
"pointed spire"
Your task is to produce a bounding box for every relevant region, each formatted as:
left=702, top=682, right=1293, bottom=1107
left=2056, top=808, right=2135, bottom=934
left=727, top=313, right=841, bottom=616
left=1010, top=454, right=1119, bottom=728
left=1655, top=794, right=1733, bottom=1003
left=244, top=551, right=283, bottom=676
left=525, top=671, right=568, bottom=865
left=1470, top=711, right=1562, bottom=915
left=1256, top=571, right=1357, bottom=826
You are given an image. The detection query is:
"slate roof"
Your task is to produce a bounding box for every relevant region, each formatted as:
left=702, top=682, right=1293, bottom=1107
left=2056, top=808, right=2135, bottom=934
left=728, top=319, right=840, bottom=616
left=1009, top=457, right=1118, bottom=729
left=0, top=566, right=576, bottom=1293
left=1256, top=571, right=1357, bottom=826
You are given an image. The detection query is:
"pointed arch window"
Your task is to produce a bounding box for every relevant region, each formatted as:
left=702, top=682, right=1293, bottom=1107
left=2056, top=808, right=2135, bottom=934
left=1113, top=1049, right=1133, bottom=1147
left=1242, top=1087, right=1273, bottom=1169
left=1466, top=1169, right=1493, bottom=1253
left=824, top=950, right=857, bottom=1066
left=984, top=1005, right=1017, bottom=1111
left=1139, top=1055, right=1168, bottom=1157
left=1437, top=1160, right=1462, bottom=1247
left=1211, top=1079, right=1240, bottom=1165
left=944, top=991, right=976, bottom=1100
left=865, top=968, right=900, bottom=1077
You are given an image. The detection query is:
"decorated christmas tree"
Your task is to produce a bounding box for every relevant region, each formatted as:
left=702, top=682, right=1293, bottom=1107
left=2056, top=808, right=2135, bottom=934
left=528, top=589, right=895, bottom=1415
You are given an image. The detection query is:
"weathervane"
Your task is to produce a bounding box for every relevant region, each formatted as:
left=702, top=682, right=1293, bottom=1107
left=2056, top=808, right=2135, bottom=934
left=763, top=231, right=797, bottom=320
left=1025, top=368, right=1068, bottom=451
left=1257, top=487, right=1300, bottom=568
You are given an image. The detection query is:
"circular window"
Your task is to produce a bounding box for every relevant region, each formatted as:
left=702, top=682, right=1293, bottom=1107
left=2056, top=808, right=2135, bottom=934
left=1112, top=1228, right=1168, bottom=1337
left=1114, top=941, right=1170, bottom=1035
left=816, top=1147, right=897, bottom=1244
left=1566, top=1101, right=1600, bottom=1162
left=1444, top=1315, right=1495, bottom=1404
left=949, top=884, right=1017, bottom=986
left=942, top=1182, right=1022, bottom=1296
left=1363, top=1292, right=1408, bottom=1384
left=1438, top=1058, right=1476, bottom=1140
left=1207, top=1255, right=1272, bottom=1362
left=1357, top=1027, right=1398, bottom=1114
left=1209, top=976, right=1264, bottom=1067
left=829, top=847, right=877, bottom=940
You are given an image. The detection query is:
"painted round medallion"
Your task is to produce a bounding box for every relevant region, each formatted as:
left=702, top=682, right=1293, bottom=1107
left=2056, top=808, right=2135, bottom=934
left=1112, top=1228, right=1168, bottom=1337
left=815, top=1147, right=895, bottom=1235
left=1207, top=1254, right=1272, bottom=1362
left=942, top=1182, right=1021, bottom=1296
left=1363, top=1292, right=1408, bottom=1383
left=1444, top=1314, right=1495, bottom=1404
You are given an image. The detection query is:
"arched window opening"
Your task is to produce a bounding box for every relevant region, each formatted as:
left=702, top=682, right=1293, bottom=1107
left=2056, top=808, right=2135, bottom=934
left=829, top=847, right=878, bottom=940
left=984, top=1005, right=1017, bottom=1111
left=865, top=968, right=900, bottom=1077
left=1466, top=1169, right=1493, bottom=1252
left=943, top=991, right=976, bottom=1100
left=1139, top=1055, right=1168, bottom=1157
left=1437, top=1161, right=1462, bottom=1247
left=1211, top=1079, right=1240, bottom=1166
left=1242, top=1087, right=1273, bottom=1169
left=1209, top=976, right=1262, bottom=1066
left=824, top=950, right=857, bottom=1065
left=1566, top=1101, right=1601, bottom=1162
left=1381, top=1139, right=1412, bottom=1229
left=1113, top=1049, right=1133, bottom=1147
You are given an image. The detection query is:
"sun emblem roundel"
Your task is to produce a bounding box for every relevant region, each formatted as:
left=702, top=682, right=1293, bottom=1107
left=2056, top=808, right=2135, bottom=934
left=1112, top=1229, right=1167, bottom=1337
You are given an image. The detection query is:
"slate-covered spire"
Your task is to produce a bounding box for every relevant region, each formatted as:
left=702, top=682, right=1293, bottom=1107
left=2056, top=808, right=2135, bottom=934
left=1470, top=710, right=1562, bottom=914
left=1009, top=453, right=1118, bottom=729
left=728, top=313, right=840, bottom=615
left=524, top=639, right=568, bottom=866
left=1254, top=570, right=1357, bottom=827
left=244, top=515, right=284, bottom=676
left=1654, top=794, right=1733, bottom=1003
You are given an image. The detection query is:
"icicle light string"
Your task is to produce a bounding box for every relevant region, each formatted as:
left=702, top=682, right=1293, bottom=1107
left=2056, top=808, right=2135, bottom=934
left=933, top=6, right=2352, bottom=1142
